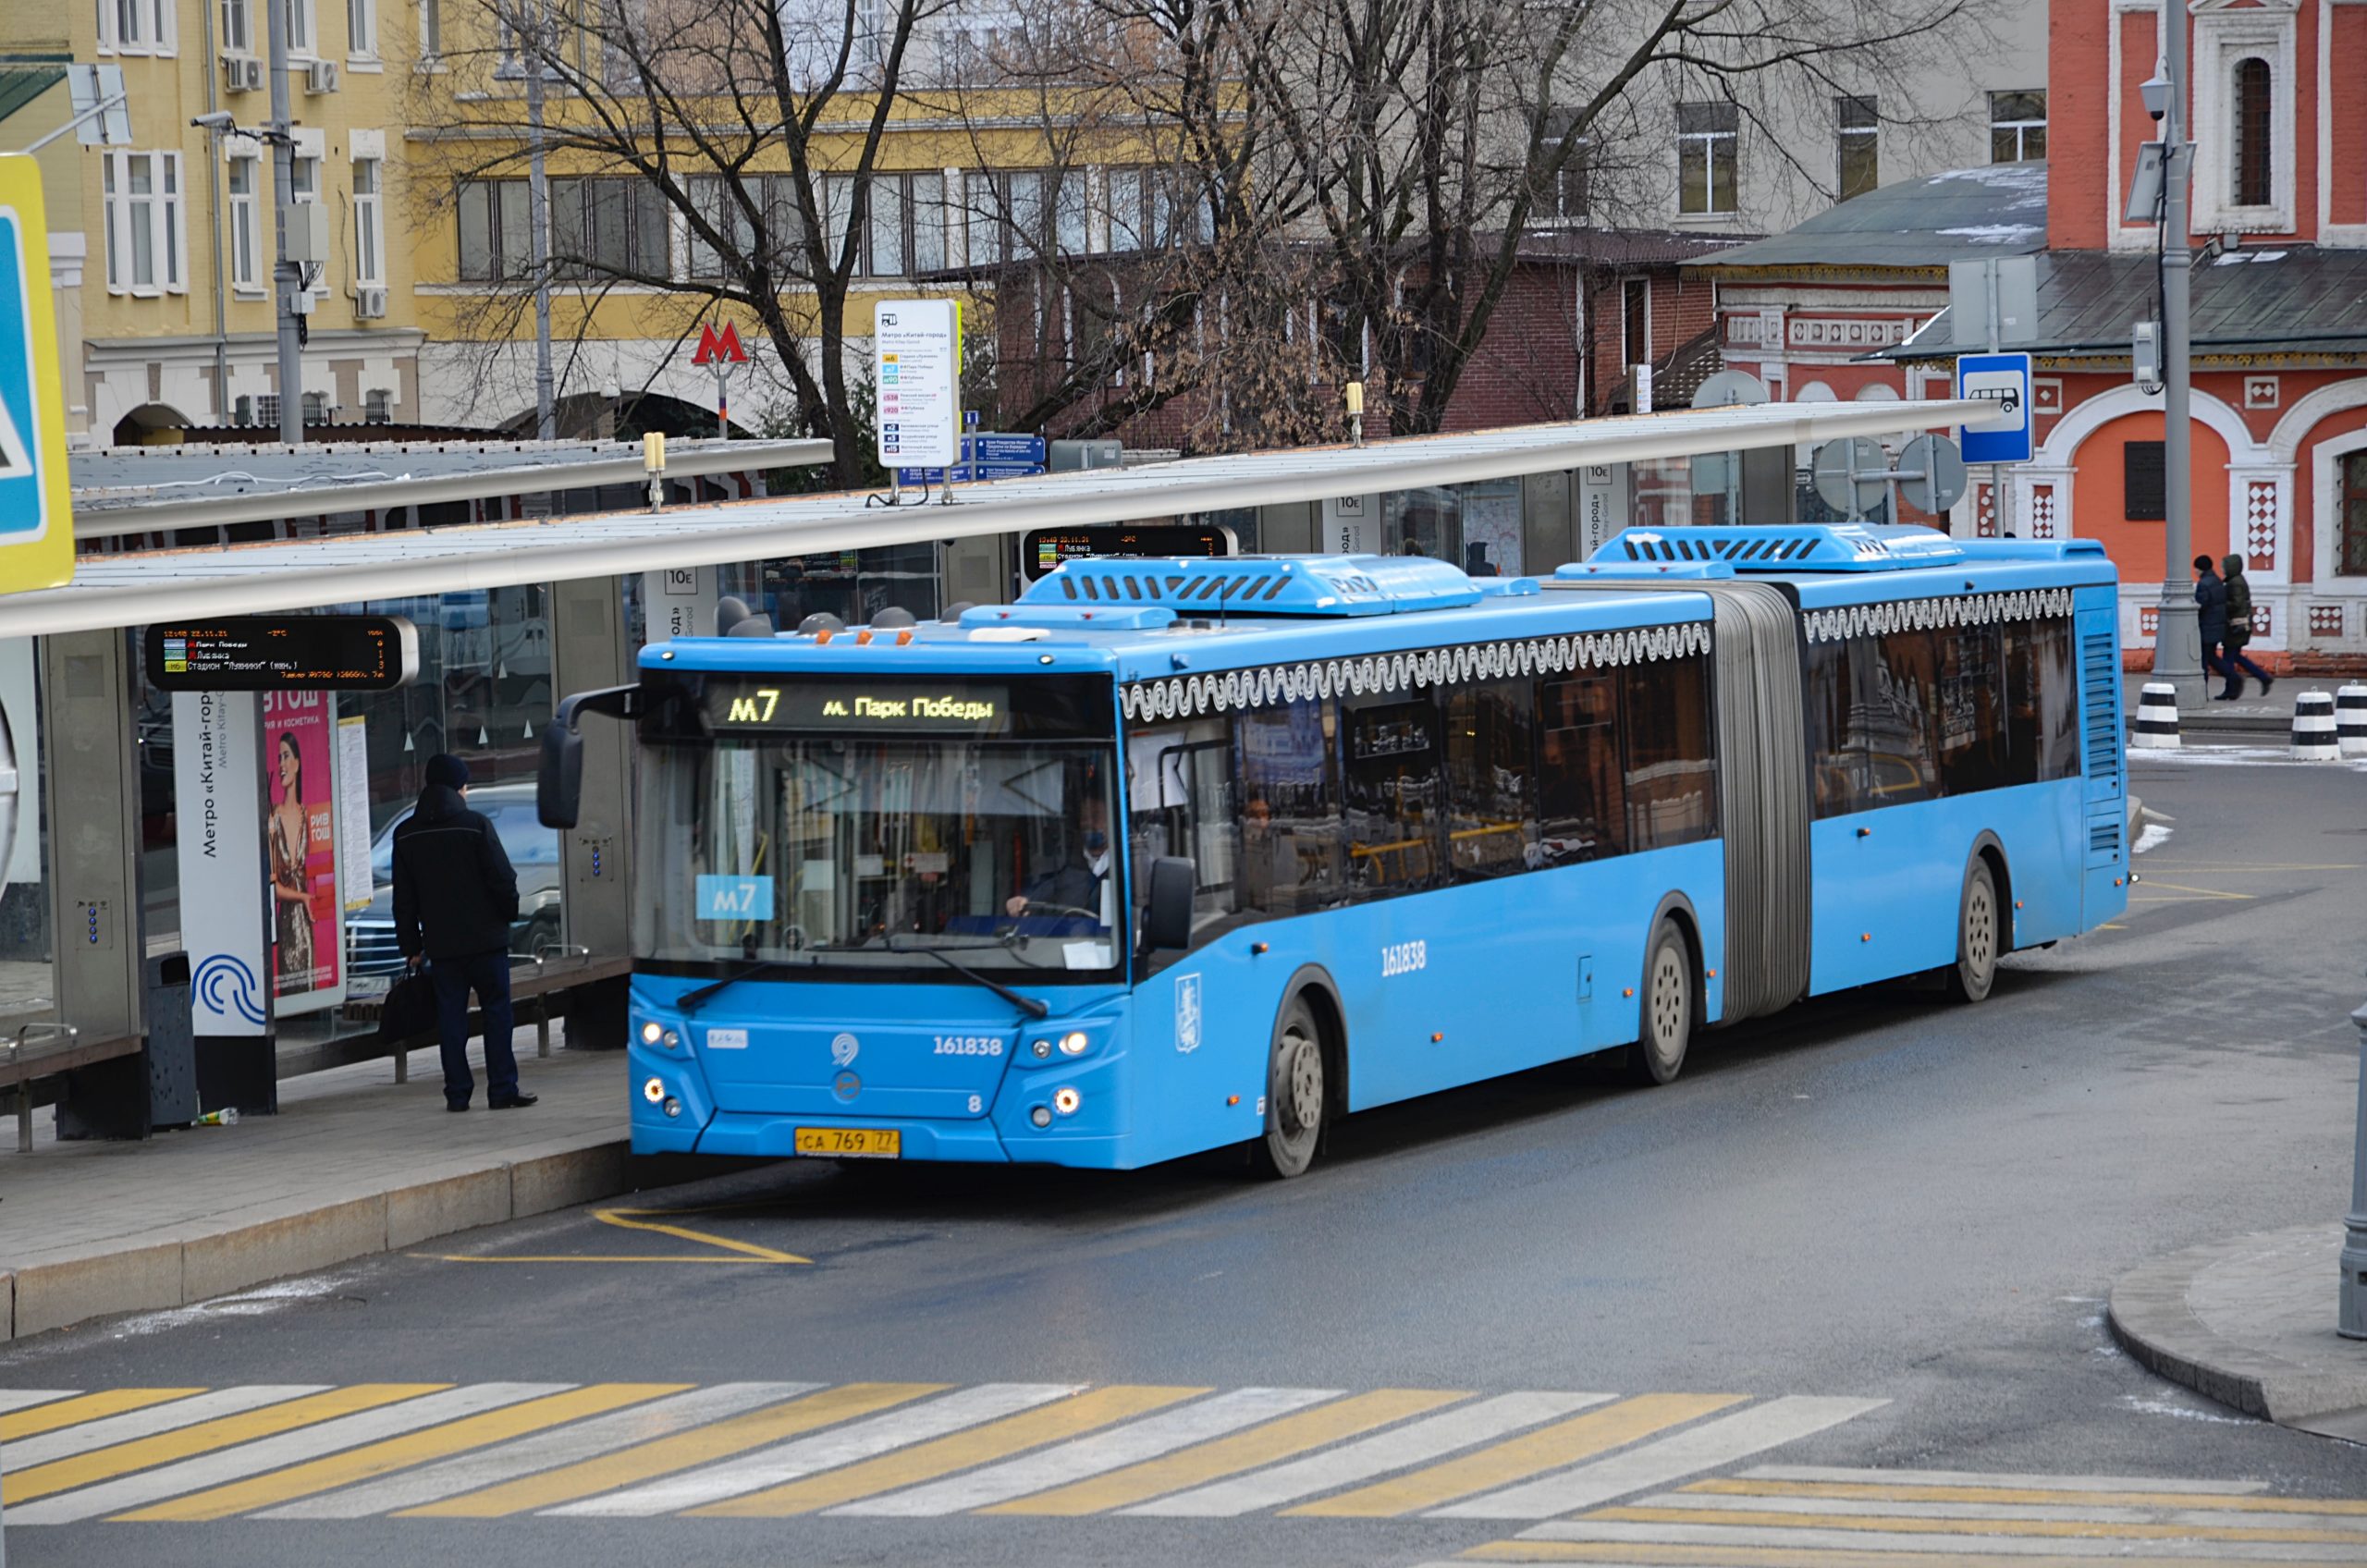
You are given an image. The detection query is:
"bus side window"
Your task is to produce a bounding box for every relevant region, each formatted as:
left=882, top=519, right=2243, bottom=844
left=1809, top=634, right=1938, bottom=814
left=2032, top=617, right=2081, bottom=780
left=1342, top=696, right=1444, bottom=893
left=1235, top=696, right=1344, bottom=913
left=1125, top=717, right=1239, bottom=933
left=1937, top=624, right=2011, bottom=795
left=1538, top=674, right=1625, bottom=863
left=1620, top=651, right=1719, bottom=848
left=1444, top=680, right=1538, bottom=880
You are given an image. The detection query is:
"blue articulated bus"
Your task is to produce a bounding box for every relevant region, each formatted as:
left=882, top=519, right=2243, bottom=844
left=539, top=522, right=2128, bottom=1178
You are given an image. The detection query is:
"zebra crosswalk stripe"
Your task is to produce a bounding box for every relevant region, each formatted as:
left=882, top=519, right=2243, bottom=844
left=0, top=1390, right=79, bottom=1417
left=2, top=1384, right=444, bottom=1508
left=1513, top=1518, right=2367, bottom=1559
left=117, top=1384, right=685, bottom=1522
left=1124, top=1390, right=1611, bottom=1518
left=550, top=1383, right=1083, bottom=1518
left=691, top=1385, right=1205, bottom=1519
left=833, top=1386, right=1342, bottom=1517
left=8, top=1384, right=556, bottom=1525
left=0, top=1389, right=203, bottom=1442
left=264, top=1383, right=815, bottom=1519
left=1432, top=1396, right=1890, bottom=1520
left=1746, top=1464, right=2275, bottom=1496
left=999, top=1387, right=1468, bottom=1517
left=3, top=1387, right=328, bottom=1471
left=1628, top=1490, right=2367, bottom=1533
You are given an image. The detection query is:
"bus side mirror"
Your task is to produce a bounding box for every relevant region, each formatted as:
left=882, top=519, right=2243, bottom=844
left=538, top=722, right=584, bottom=829
left=538, top=683, right=642, bottom=829
left=1145, top=856, right=1196, bottom=950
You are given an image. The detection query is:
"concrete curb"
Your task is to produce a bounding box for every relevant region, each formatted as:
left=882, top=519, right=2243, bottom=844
left=1, top=1140, right=743, bottom=1342
left=2107, top=1235, right=2367, bottom=1427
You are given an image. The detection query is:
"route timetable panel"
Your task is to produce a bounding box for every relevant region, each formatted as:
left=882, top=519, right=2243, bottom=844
left=145, top=617, right=420, bottom=692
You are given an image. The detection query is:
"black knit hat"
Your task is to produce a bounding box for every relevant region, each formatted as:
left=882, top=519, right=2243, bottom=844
left=425, top=753, right=470, bottom=790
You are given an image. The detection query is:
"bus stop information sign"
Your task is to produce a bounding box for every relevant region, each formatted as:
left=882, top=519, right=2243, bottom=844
left=874, top=300, right=962, bottom=472
left=0, top=154, right=74, bottom=594
left=1023, top=524, right=1238, bottom=581
left=144, top=617, right=420, bottom=692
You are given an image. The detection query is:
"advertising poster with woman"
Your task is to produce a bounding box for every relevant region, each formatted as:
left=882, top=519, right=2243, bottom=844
left=263, top=690, right=343, bottom=1011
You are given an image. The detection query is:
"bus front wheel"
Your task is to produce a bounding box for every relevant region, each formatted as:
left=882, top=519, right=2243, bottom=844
left=1946, top=859, right=2001, bottom=1004
left=1252, top=996, right=1327, bottom=1179
left=1626, top=923, right=1693, bottom=1087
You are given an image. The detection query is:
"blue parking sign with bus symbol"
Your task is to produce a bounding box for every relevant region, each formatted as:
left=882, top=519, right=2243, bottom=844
left=0, top=157, right=73, bottom=592
left=1956, top=351, right=2033, bottom=464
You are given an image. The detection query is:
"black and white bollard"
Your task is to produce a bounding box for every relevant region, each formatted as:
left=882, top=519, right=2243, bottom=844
left=2293, top=691, right=2341, bottom=761
left=2338, top=685, right=2367, bottom=760
left=2133, top=681, right=2180, bottom=750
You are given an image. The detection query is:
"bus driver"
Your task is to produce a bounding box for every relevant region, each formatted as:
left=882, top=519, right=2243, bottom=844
left=1005, top=794, right=1114, bottom=928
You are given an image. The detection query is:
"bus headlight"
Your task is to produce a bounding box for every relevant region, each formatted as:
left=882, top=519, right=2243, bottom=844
left=642, top=1076, right=667, bottom=1104
left=1030, top=1038, right=1052, bottom=1060
left=1052, top=1086, right=1082, bottom=1117
left=664, top=1097, right=682, bottom=1118
left=640, top=1021, right=664, bottom=1046
left=1059, top=1031, right=1089, bottom=1057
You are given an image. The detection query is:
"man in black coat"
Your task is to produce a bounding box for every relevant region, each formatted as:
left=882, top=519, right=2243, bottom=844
left=393, top=753, right=536, bottom=1111
left=2192, top=554, right=2235, bottom=697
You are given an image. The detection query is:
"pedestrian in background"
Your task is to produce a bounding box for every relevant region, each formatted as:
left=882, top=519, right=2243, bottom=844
left=2219, top=553, right=2274, bottom=700
left=392, top=753, right=536, bottom=1112
left=2192, top=554, right=2236, bottom=699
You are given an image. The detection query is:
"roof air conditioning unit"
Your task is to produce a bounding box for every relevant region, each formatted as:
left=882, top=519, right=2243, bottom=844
left=355, top=286, right=387, bottom=319
left=220, top=54, right=263, bottom=92
left=304, top=58, right=339, bottom=93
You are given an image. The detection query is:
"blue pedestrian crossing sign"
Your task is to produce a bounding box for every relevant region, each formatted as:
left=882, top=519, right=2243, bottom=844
left=1956, top=350, right=2033, bottom=464
left=0, top=158, right=71, bottom=593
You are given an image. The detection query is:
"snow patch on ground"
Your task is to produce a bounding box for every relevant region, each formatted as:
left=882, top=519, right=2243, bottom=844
left=2121, top=1394, right=2253, bottom=1425
left=2134, top=824, right=2173, bottom=854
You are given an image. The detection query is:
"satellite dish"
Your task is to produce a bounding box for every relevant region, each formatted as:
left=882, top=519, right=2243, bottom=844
left=1689, top=369, right=1770, bottom=409
left=1810, top=437, right=1890, bottom=517
left=1896, top=434, right=1968, bottom=515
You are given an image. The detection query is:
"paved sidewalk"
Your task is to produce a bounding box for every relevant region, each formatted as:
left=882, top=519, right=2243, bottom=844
left=0, top=1040, right=700, bottom=1342
left=2118, top=670, right=2328, bottom=738
left=2109, top=1223, right=2367, bottom=1443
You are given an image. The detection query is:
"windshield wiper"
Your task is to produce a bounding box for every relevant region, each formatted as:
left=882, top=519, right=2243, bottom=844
left=889, top=937, right=1051, bottom=1020
left=678, top=958, right=801, bottom=1014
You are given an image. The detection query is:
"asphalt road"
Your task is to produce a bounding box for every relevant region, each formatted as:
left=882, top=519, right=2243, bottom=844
left=6, top=751, right=2365, bottom=1567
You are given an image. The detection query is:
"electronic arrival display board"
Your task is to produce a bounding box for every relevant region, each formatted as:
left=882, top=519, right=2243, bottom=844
left=1021, top=523, right=1237, bottom=582
left=145, top=616, right=420, bottom=692
left=653, top=672, right=1112, bottom=741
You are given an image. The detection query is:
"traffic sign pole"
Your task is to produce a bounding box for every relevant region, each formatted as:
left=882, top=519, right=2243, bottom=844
left=2155, top=15, right=2207, bottom=710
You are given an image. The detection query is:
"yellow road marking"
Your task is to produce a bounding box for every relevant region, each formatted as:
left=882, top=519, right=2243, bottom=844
left=1287, top=1392, right=1743, bottom=1518
left=2, top=1385, right=446, bottom=1505
left=1462, top=1542, right=2321, bottom=1566
left=1680, top=1477, right=2367, bottom=1513
left=429, top=1205, right=808, bottom=1266
left=986, top=1388, right=1468, bottom=1516
left=693, top=1384, right=1207, bottom=1518
left=2098, top=922, right=2128, bottom=928
left=0, top=1388, right=203, bottom=1441
left=401, top=1382, right=942, bottom=1518
left=2126, top=881, right=2255, bottom=901
left=112, top=1384, right=688, bottom=1522
left=2134, top=864, right=2361, bottom=873
left=1590, top=1504, right=2367, bottom=1543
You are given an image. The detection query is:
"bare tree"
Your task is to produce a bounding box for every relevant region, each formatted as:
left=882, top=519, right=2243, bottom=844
left=974, top=0, right=1988, bottom=445
left=409, top=0, right=952, bottom=483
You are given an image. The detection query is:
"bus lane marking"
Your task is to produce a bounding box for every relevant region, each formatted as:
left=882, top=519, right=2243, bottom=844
left=424, top=1202, right=809, bottom=1267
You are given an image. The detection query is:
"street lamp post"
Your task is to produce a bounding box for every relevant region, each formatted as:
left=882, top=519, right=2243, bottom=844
left=2341, top=1001, right=2367, bottom=1338
left=265, top=0, right=303, bottom=446
left=2152, top=16, right=2205, bottom=707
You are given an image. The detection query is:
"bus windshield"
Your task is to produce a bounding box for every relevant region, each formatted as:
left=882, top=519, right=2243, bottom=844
left=635, top=734, right=1122, bottom=979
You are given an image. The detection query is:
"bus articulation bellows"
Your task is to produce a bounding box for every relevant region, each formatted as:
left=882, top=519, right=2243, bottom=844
left=539, top=523, right=2128, bottom=1178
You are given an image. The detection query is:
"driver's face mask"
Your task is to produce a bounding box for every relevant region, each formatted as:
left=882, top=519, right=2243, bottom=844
left=1085, top=830, right=1109, bottom=854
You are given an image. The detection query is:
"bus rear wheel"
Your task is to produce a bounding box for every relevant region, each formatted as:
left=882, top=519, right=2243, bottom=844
left=1626, top=923, right=1693, bottom=1086
left=1252, top=997, right=1327, bottom=1179
left=1946, top=860, right=2000, bottom=1004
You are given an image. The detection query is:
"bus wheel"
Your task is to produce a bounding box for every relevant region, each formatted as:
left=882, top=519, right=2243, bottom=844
left=1946, top=859, right=2000, bottom=1004
left=1252, top=996, right=1327, bottom=1179
left=1626, top=923, right=1693, bottom=1086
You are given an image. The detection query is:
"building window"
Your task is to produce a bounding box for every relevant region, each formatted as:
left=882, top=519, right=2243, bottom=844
left=1622, top=277, right=1649, bottom=365
left=352, top=157, right=384, bottom=286
left=364, top=388, right=392, bottom=423
left=301, top=391, right=328, bottom=424
left=1836, top=94, right=1878, bottom=201
left=1676, top=101, right=1737, bottom=215
left=1541, top=109, right=1590, bottom=223
left=221, top=0, right=251, bottom=53
left=1095, top=167, right=1209, bottom=253
left=99, top=0, right=175, bottom=53
left=2124, top=440, right=2166, bottom=521
left=103, top=150, right=186, bottom=294
left=2342, top=453, right=2367, bottom=575
left=257, top=392, right=281, bottom=426
left=348, top=0, right=375, bottom=55
left=419, top=0, right=439, bottom=56
left=549, top=176, right=668, bottom=279
left=2233, top=57, right=2272, bottom=207
left=1989, top=91, right=2045, bottom=162
left=287, top=0, right=314, bottom=54
left=291, top=153, right=318, bottom=204
left=228, top=155, right=259, bottom=288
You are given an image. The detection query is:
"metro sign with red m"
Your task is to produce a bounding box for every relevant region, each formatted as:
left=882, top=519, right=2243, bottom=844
left=693, top=321, right=749, bottom=365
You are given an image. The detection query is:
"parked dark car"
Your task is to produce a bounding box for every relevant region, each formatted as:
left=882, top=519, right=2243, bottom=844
left=344, top=783, right=562, bottom=988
